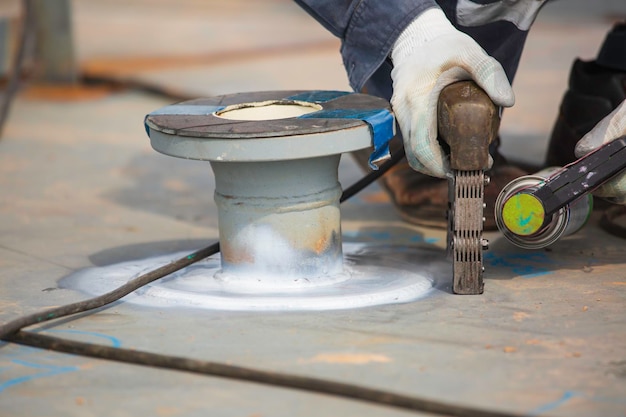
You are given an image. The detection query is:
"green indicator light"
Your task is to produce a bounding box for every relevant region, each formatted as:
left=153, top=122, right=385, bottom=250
left=502, top=193, right=545, bottom=236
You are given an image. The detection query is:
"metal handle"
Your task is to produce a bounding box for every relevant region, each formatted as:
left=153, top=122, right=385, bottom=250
left=437, top=81, right=500, bottom=171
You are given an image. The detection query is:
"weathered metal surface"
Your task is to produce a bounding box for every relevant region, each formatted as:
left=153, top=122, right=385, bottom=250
left=211, top=156, right=344, bottom=282
left=2, top=2, right=626, bottom=416
left=449, top=170, right=486, bottom=294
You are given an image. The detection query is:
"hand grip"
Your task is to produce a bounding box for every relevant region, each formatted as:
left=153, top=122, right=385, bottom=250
left=437, top=81, right=499, bottom=171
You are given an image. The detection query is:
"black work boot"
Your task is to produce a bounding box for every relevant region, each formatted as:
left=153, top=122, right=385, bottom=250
left=546, top=23, right=626, bottom=167
left=350, top=137, right=526, bottom=231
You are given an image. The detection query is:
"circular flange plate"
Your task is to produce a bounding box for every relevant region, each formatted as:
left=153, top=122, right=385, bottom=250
left=145, top=90, right=393, bottom=161
left=61, top=244, right=444, bottom=311
left=146, top=90, right=391, bottom=139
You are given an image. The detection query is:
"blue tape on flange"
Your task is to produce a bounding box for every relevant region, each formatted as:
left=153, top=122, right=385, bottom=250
left=287, top=91, right=351, bottom=103
left=144, top=104, right=225, bottom=137
left=299, top=108, right=394, bottom=170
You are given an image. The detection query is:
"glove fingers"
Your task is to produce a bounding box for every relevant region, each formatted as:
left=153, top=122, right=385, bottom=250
left=465, top=51, right=515, bottom=108
left=594, top=171, right=626, bottom=204
left=396, top=98, right=447, bottom=177
left=575, top=100, right=626, bottom=158
left=573, top=101, right=626, bottom=204
left=390, top=26, right=514, bottom=179
left=404, top=148, right=429, bottom=174
left=407, top=126, right=447, bottom=177
left=392, top=70, right=448, bottom=178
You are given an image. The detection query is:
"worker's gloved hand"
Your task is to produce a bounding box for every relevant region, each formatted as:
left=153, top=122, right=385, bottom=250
left=575, top=100, right=626, bottom=204
left=390, top=7, right=515, bottom=178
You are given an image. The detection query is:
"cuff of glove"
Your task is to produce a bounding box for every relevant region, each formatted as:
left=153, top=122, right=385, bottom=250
left=390, top=7, right=458, bottom=65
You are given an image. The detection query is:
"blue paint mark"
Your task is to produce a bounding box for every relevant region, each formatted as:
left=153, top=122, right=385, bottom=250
left=519, top=214, right=532, bottom=227
left=0, top=359, right=79, bottom=393
left=484, top=251, right=554, bottom=278
left=528, top=391, right=579, bottom=415
left=504, top=252, right=554, bottom=264
left=513, top=195, right=535, bottom=232
left=47, top=329, right=122, bottom=348
left=409, top=235, right=440, bottom=245
left=367, top=231, right=391, bottom=240
left=529, top=390, right=626, bottom=415
left=0, top=329, right=122, bottom=393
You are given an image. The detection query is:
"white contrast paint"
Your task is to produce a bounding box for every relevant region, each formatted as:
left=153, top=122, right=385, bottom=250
left=61, top=244, right=442, bottom=311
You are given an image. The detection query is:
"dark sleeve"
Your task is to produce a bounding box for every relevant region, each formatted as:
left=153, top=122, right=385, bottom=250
left=293, top=0, right=438, bottom=91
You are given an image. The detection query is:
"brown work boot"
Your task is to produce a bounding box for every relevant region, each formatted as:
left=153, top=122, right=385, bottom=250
left=546, top=23, right=626, bottom=166
left=351, top=139, right=526, bottom=231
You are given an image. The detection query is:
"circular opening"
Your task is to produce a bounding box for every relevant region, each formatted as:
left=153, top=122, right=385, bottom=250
left=215, top=100, right=322, bottom=121
left=495, top=175, right=567, bottom=249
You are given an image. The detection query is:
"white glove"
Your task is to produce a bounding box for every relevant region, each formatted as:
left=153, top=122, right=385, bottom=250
left=390, top=7, right=515, bottom=178
left=575, top=100, right=626, bottom=204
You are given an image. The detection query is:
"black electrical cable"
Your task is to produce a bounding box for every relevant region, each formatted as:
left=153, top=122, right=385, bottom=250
left=340, top=147, right=405, bottom=203
left=8, top=330, right=519, bottom=417
left=0, top=242, right=219, bottom=339
left=0, top=152, right=529, bottom=417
